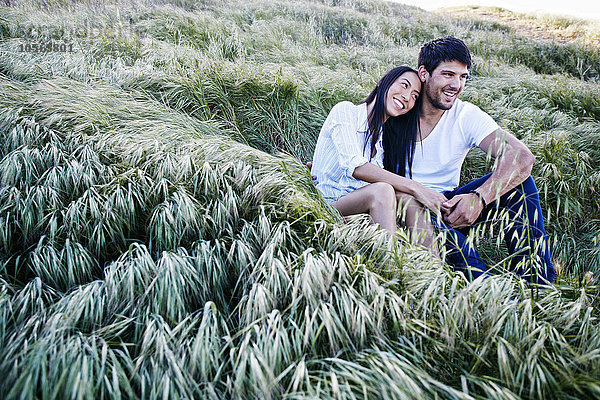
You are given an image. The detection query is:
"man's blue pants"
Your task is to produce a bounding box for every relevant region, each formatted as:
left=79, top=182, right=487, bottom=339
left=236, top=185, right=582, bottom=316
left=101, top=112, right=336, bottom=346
left=437, top=174, right=555, bottom=283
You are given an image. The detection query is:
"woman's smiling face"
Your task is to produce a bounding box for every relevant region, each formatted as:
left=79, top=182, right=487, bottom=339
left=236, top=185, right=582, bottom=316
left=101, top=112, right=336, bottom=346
left=384, top=71, right=421, bottom=119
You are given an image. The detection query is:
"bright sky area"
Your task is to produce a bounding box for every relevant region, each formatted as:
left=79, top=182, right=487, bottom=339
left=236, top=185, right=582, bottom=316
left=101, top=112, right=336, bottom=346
left=393, top=0, right=600, bottom=21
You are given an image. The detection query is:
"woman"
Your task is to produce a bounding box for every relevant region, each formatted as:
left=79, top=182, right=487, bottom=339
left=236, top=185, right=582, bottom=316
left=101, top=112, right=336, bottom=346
left=311, top=66, right=447, bottom=249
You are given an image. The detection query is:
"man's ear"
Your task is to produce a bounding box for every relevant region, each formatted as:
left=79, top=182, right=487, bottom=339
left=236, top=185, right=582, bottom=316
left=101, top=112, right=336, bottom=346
left=417, top=65, right=428, bottom=82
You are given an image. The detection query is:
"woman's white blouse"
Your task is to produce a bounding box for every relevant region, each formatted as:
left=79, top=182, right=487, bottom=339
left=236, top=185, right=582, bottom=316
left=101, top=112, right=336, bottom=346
left=311, top=101, right=384, bottom=203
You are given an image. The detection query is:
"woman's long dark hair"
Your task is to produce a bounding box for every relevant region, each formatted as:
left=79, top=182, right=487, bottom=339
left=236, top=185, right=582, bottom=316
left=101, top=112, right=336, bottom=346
left=383, top=98, right=421, bottom=178
left=360, top=66, right=421, bottom=178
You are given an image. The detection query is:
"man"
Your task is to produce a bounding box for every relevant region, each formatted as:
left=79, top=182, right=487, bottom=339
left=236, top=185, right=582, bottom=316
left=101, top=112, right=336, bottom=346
left=409, top=36, right=555, bottom=282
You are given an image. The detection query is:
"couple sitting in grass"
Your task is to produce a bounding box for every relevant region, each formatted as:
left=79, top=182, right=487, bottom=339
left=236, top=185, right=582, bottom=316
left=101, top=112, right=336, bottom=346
left=311, top=36, right=555, bottom=283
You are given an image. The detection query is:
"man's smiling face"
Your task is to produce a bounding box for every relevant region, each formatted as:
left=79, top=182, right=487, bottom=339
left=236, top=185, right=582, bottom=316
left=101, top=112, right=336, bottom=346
left=421, top=60, right=469, bottom=110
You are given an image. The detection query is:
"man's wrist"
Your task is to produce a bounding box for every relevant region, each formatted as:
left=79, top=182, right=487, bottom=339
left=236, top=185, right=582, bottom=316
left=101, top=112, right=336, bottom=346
left=468, top=189, right=487, bottom=208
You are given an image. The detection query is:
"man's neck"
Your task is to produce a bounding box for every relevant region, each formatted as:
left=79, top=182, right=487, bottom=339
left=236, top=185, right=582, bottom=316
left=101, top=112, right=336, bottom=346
left=418, top=99, right=448, bottom=140
left=420, top=98, right=446, bottom=124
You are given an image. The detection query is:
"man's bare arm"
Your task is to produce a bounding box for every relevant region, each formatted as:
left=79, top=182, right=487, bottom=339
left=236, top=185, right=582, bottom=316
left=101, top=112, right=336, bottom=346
left=442, top=129, right=535, bottom=228
left=476, top=128, right=535, bottom=204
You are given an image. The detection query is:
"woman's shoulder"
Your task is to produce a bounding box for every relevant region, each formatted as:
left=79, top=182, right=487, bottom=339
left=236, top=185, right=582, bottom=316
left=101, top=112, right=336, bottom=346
left=332, top=100, right=360, bottom=110
left=329, top=101, right=365, bottom=119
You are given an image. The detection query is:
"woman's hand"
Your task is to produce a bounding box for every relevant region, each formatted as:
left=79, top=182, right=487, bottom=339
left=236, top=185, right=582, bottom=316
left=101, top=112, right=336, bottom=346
left=412, top=185, right=449, bottom=215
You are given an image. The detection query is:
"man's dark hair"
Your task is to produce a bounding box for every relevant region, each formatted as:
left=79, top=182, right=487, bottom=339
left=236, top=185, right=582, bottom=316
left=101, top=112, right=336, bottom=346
left=418, top=36, right=472, bottom=74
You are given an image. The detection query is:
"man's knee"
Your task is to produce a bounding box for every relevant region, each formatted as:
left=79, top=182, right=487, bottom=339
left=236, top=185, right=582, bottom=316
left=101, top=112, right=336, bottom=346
left=522, top=175, right=536, bottom=189
left=508, top=176, right=537, bottom=199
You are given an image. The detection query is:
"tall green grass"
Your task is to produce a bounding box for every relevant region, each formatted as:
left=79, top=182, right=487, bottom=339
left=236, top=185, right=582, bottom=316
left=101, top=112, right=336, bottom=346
left=1, top=0, right=599, bottom=398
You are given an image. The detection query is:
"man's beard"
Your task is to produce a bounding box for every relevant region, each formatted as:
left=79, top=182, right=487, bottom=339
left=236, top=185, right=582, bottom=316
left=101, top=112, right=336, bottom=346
left=426, top=86, right=455, bottom=110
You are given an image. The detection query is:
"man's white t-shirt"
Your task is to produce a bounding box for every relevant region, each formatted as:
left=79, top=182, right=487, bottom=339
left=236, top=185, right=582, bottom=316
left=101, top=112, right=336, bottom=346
left=410, top=99, right=499, bottom=192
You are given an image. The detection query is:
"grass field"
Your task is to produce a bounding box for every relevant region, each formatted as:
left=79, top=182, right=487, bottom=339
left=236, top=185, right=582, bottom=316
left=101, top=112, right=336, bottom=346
left=1, top=0, right=600, bottom=398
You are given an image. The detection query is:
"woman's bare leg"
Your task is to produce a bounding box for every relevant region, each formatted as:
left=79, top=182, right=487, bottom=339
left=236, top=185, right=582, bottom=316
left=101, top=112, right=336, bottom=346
left=396, top=192, right=438, bottom=255
left=332, top=182, right=397, bottom=232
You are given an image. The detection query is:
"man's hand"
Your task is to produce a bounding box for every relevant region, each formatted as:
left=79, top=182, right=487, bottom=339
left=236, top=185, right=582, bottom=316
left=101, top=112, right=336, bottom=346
left=442, top=193, right=484, bottom=228
left=306, top=162, right=318, bottom=185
